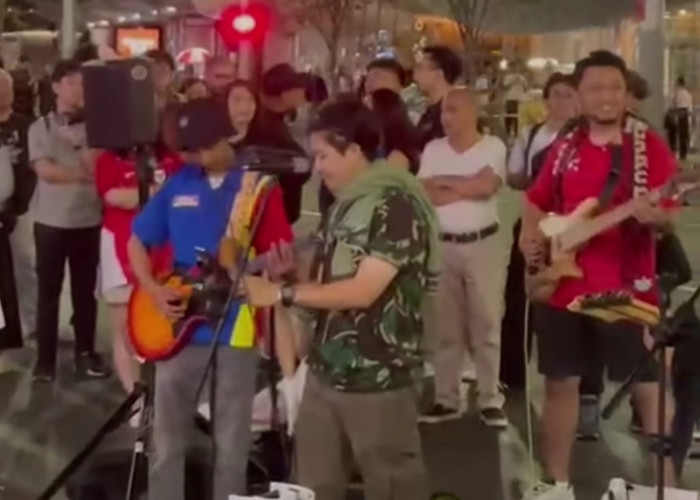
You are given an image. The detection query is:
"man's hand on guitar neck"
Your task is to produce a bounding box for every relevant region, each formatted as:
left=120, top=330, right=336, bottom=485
left=265, top=241, right=297, bottom=282
left=633, top=198, right=674, bottom=230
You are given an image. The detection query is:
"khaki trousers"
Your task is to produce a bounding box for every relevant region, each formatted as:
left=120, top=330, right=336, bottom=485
left=296, top=372, right=429, bottom=500
left=432, top=236, right=505, bottom=410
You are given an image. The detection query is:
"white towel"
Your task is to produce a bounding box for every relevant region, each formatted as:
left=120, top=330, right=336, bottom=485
left=197, top=360, right=309, bottom=435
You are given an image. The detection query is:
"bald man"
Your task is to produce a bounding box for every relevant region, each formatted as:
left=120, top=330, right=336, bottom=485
left=417, top=87, right=509, bottom=428
left=204, top=57, right=236, bottom=102
left=0, top=69, right=36, bottom=339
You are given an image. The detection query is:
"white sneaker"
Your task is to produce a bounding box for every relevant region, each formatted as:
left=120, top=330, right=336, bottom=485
left=522, top=481, right=575, bottom=500
left=461, top=368, right=476, bottom=383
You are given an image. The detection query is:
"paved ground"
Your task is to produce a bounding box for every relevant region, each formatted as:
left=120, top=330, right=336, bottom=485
left=2, top=173, right=700, bottom=500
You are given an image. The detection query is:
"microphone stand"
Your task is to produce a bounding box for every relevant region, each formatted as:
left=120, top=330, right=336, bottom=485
left=36, top=145, right=155, bottom=500
left=191, top=179, right=277, bottom=500
left=601, top=279, right=700, bottom=500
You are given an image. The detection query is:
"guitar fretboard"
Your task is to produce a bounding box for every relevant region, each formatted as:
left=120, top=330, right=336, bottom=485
left=243, top=234, right=320, bottom=274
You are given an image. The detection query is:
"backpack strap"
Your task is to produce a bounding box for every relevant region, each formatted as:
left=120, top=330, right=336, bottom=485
left=524, top=122, right=544, bottom=177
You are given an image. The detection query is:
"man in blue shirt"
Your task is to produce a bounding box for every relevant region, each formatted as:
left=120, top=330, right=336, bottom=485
left=128, top=98, right=294, bottom=500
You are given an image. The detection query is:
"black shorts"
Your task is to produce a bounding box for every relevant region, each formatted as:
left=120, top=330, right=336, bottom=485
left=533, top=304, right=658, bottom=383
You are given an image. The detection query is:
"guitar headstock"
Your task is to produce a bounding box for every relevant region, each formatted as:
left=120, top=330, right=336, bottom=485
left=665, top=170, right=700, bottom=200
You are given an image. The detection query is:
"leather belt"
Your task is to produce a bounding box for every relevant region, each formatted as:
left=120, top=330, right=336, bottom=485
left=440, top=223, right=499, bottom=244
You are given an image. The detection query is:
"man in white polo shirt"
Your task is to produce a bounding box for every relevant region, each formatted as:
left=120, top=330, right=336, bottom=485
left=418, top=87, right=508, bottom=428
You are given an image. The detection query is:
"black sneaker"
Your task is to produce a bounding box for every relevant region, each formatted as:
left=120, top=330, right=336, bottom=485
left=576, top=395, right=600, bottom=441
left=32, top=364, right=55, bottom=383
left=418, top=404, right=464, bottom=424
left=75, top=352, right=111, bottom=379
left=480, top=407, right=508, bottom=429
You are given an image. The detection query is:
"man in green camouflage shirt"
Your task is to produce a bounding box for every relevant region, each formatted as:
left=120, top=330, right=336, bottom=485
left=244, top=99, right=440, bottom=500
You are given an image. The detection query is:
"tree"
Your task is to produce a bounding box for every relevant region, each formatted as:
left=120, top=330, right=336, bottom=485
left=292, top=0, right=371, bottom=93
left=444, top=0, right=494, bottom=80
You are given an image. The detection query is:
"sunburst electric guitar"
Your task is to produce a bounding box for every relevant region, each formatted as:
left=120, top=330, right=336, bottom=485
left=128, top=234, right=320, bottom=361
left=525, top=172, right=700, bottom=311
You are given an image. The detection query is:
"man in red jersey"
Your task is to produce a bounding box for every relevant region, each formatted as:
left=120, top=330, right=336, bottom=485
left=96, top=148, right=179, bottom=396
left=518, top=50, right=677, bottom=500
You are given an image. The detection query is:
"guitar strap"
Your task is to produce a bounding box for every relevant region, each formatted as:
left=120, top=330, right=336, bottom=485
left=554, top=115, right=648, bottom=211
left=218, top=172, right=273, bottom=268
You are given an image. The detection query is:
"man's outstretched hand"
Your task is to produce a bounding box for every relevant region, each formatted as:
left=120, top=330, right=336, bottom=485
left=265, top=240, right=297, bottom=282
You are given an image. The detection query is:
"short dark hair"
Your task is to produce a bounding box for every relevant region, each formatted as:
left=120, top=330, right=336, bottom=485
left=543, top=72, right=574, bottom=99
left=305, top=74, right=329, bottom=104
left=421, top=45, right=462, bottom=84
left=51, top=59, right=82, bottom=83
left=572, top=50, right=628, bottom=88
left=72, top=43, right=98, bottom=63
left=309, top=98, right=381, bottom=160
left=677, top=76, right=686, bottom=87
left=628, top=71, right=650, bottom=101
left=143, top=49, right=175, bottom=71
left=366, top=58, right=407, bottom=86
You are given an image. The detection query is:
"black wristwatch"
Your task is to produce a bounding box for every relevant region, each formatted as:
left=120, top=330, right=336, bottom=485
left=280, top=284, right=296, bottom=307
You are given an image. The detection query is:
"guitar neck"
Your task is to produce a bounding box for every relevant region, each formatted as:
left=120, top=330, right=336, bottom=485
left=559, top=192, right=655, bottom=251
left=245, top=235, right=317, bottom=274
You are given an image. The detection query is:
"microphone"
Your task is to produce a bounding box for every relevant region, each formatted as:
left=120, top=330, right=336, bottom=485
left=234, top=145, right=311, bottom=175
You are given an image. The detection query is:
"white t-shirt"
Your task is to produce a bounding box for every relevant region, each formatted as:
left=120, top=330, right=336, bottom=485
left=504, top=73, right=528, bottom=102
left=507, top=123, right=559, bottom=179
left=418, top=135, right=507, bottom=233
left=474, top=75, right=490, bottom=106
left=674, top=88, right=693, bottom=110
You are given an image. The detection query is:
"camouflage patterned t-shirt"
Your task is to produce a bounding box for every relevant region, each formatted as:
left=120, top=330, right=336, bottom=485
left=307, top=186, right=432, bottom=393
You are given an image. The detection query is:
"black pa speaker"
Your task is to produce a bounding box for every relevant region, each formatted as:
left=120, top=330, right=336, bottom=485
left=82, top=58, right=159, bottom=150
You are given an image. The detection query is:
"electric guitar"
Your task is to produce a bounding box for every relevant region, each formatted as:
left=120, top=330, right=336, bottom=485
left=128, top=234, right=320, bottom=362
left=525, top=172, right=700, bottom=304
left=567, top=290, right=661, bottom=326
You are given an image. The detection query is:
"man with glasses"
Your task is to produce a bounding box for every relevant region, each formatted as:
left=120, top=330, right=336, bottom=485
left=413, top=45, right=463, bottom=150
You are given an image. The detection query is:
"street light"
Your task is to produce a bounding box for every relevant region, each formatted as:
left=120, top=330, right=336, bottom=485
left=215, top=3, right=269, bottom=49
left=232, top=13, right=256, bottom=34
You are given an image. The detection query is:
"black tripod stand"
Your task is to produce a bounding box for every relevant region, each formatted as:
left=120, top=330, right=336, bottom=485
left=37, top=146, right=156, bottom=500
left=602, top=280, right=700, bottom=500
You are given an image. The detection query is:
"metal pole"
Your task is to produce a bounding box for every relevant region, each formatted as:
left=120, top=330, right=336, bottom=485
left=374, top=0, right=383, bottom=56
left=637, top=0, right=666, bottom=128
left=238, top=0, right=254, bottom=80
left=61, top=0, right=76, bottom=58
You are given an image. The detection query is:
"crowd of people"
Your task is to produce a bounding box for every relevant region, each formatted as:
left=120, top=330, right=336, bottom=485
left=0, top=39, right=696, bottom=500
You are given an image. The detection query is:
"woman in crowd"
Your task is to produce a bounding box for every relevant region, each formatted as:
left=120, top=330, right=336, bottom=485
left=95, top=145, right=179, bottom=397
left=227, top=79, right=310, bottom=162
left=365, top=88, right=420, bottom=174
left=227, top=80, right=262, bottom=147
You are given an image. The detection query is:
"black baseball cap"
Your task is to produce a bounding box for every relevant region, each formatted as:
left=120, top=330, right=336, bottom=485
left=177, top=98, right=233, bottom=152
left=262, top=63, right=308, bottom=96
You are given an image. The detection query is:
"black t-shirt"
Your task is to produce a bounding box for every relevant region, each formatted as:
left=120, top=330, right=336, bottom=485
left=417, top=100, right=444, bottom=149
left=0, top=113, right=32, bottom=216
left=249, top=107, right=310, bottom=224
